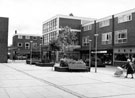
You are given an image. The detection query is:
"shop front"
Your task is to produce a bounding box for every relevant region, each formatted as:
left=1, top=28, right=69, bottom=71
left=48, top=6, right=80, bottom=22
left=113, top=48, right=135, bottom=66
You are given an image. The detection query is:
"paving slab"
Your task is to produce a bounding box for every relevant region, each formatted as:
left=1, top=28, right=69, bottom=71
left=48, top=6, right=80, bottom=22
left=0, top=61, right=135, bottom=98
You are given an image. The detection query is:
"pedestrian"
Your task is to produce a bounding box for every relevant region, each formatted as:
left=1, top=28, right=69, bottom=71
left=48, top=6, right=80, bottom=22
left=123, top=59, right=134, bottom=79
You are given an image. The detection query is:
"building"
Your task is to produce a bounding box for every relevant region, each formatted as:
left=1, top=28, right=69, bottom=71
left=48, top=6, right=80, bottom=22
left=10, top=33, right=42, bottom=60
left=0, top=17, right=8, bottom=63
left=42, top=14, right=95, bottom=59
left=42, top=14, right=95, bottom=45
left=80, top=8, right=135, bottom=66
left=42, top=8, right=135, bottom=65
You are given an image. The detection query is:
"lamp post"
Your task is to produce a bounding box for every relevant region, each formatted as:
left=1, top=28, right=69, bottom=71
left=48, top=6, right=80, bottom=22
left=89, top=39, right=92, bottom=72
left=40, top=44, right=42, bottom=62
left=30, top=41, right=33, bottom=65
left=94, top=34, right=99, bottom=73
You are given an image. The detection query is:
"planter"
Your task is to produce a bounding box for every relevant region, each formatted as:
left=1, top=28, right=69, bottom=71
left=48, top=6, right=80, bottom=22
left=35, top=62, right=54, bottom=67
left=26, top=59, right=41, bottom=65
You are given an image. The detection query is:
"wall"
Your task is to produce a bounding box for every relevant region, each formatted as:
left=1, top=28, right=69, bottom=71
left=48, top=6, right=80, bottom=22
left=0, top=17, right=8, bottom=63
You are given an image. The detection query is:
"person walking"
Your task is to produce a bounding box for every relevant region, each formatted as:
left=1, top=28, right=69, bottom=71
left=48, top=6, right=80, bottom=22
left=124, top=59, right=134, bottom=79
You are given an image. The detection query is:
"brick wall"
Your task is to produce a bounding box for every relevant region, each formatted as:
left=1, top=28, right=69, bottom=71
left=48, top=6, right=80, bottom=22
left=0, top=17, right=8, bottom=63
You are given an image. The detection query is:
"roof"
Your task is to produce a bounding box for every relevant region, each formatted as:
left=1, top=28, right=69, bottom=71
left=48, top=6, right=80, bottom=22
left=43, top=14, right=95, bottom=24
left=13, top=33, right=42, bottom=37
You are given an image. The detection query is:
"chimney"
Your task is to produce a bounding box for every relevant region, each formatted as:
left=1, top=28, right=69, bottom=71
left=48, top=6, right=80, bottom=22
left=15, top=30, right=17, bottom=34
left=69, top=13, right=74, bottom=16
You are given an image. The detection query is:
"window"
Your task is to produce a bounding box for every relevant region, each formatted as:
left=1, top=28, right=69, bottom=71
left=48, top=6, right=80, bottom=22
left=83, top=25, right=92, bottom=31
left=82, top=36, right=89, bottom=46
left=99, top=19, right=110, bottom=28
left=25, top=42, right=30, bottom=49
left=18, top=35, right=23, bottom=39
left=102, top=32, right=112, bottom=45
left=25, top=36, right=30, bottom=39
left=32, top=43, right=37, bottom=49
left=17, top=43, right=23, bottom=47
left=115, top=29, right=127, bottom=44
left=118, top=13, right=132, bottom=23
left=33, top=36, right=37, bottom=40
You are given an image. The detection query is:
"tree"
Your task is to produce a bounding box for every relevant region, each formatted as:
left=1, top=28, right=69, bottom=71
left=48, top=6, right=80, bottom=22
left=58, top=26, right=78, bottom=52
left=49, top=38, right=61, bottom=51
left=48, top=38, right=61, bottom=62
left=48, top=26, right=78, bottom=62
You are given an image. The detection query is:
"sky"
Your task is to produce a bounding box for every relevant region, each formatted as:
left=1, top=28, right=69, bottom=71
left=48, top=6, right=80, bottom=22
left=0, top=0, right=135, bottom=46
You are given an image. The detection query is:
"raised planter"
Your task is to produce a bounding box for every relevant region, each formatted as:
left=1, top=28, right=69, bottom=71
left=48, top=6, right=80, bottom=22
left=68, top=63, right=89, bottom=72
left=35, top=62, right=54, bottom=67
left=54, top=66, right=69, bottom=72
left=26, top=59, right=40, bottom=65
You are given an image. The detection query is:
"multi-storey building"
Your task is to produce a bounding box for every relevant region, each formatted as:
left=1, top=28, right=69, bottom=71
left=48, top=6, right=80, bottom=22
left=42, top=8, right=135, bottom=65
left=0, top=17, right=8, bottom=63
left=42, top=14, right=95, bottom=46
left=10, top=33, right=42, bottom=60
left=42, top=14, right=95, bottom=59
left=81, top=8, right=135, bottom=66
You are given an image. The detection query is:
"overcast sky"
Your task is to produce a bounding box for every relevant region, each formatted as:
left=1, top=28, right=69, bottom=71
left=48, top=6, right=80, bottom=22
left=0, top=0, right=135, bottom=46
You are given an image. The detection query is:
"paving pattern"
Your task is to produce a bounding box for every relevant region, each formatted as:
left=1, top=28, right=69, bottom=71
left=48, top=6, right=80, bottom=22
left=0, top=61, right=135, bottom=98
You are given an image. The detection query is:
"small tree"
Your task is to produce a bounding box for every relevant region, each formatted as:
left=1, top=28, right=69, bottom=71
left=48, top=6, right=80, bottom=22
left=49, top=38, right=61, bottom=51
left=58, top=26, right=78, bottom=52
left=49, top=26, right=78, bottom=62
left=48, top=38, right=61, bottom=62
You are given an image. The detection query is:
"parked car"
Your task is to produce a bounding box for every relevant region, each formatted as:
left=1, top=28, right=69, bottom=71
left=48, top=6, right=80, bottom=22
left=85, top=57, right=105, bottom=67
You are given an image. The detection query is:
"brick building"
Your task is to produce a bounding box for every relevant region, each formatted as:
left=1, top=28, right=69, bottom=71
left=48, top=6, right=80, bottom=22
left=42, top=9, right=135, bottom=65
left=80, top=8, right=135, bottom=66
left=10, top=34, right=42, bottom=60
left=0, top=17, right=8, bottom=63
left=42, top=14, right=95, bottom=59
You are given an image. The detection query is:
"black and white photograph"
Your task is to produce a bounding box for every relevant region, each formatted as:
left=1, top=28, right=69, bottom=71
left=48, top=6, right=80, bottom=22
left=0, top=0, right=135, bottom=98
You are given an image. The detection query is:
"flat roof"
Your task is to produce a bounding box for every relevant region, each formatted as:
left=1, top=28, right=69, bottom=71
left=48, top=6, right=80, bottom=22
left=43, top=14, right=95, bottom=24
left=14, top=33, right=42, bottom=37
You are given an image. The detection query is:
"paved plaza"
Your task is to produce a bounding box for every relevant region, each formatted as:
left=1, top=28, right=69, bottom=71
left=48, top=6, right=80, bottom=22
left=0, top=60, right=135, bottom=98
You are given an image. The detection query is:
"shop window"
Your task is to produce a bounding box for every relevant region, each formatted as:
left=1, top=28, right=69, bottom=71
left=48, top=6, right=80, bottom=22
left=115, top=54, right=128, bottom=61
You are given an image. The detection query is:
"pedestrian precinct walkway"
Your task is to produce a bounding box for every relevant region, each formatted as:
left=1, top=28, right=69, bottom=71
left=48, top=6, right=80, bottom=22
left=0, top=61, right=135, bottom=98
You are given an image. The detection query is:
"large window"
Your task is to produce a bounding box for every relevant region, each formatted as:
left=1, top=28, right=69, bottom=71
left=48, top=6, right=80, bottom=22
left=115, top=29, right=127, bottom=44
left=83, top=24, right=92, bottom=31
left=43, top=18, right=57, bottom=33
left=99, top=19, right=110, bottom=28
left=118, top=13, right=132, bottom=23
left=102, top=32, right=112, bottom=45
left=82, top=36, right=89, bottom=46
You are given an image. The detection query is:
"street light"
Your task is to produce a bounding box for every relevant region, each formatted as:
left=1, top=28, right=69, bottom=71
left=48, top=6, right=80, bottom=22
left=89, top=39, right=92, bottom=72
left=40, top=44, right=42, bottom=62
left=94, top=34, right=99, bottom=73
left=30, top=41, right=33, bottom=65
